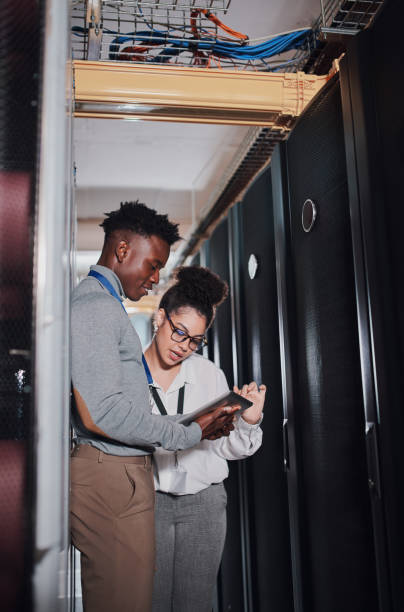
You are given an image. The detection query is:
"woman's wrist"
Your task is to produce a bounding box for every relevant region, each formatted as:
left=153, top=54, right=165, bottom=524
left=241, top=412, right=263, bottom=426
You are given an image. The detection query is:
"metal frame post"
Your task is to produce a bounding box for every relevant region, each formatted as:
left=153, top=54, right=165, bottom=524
left=33, top=0, right=72, bottom=609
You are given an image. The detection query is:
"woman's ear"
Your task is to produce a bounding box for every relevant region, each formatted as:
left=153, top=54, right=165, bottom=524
left=155, top=308, right=166, bottom=330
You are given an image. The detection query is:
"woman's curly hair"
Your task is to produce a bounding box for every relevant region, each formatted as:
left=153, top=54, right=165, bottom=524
left=159, top=265, right=228, bottom=328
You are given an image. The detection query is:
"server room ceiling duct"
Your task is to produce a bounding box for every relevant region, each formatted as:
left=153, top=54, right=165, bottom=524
left=73, top=60, right=333, bottom=126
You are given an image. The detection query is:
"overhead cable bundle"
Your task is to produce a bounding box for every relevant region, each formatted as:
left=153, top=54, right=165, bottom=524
left=71, top=4, right=314, bottom=71
left=105, top=28, right=312, bottom=63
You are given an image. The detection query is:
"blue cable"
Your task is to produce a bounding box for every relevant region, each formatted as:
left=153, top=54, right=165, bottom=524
left=72, top=25, right=312, bottom=64
left=108, top=29, right=311, bottom=61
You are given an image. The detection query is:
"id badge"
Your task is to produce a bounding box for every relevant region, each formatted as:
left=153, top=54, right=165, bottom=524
left=167, top=452, right=188, bottom=494
left=168, top=469, right=188, bottom=494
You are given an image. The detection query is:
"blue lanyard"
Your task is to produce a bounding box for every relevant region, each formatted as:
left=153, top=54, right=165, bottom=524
left=142, top=355, right=153, bottom=385
left=88, top=269, right=153, bottom=384
left=88, top=269, right=126, bottom=312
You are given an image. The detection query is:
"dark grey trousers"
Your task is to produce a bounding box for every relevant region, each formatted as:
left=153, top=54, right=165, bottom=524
left=152, top=483, right=227, bottom=612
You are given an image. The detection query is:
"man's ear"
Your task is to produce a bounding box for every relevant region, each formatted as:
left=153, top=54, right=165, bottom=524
left=155, top=308, right=166, bottom=329
left=115, top=240, right=129, bottom=263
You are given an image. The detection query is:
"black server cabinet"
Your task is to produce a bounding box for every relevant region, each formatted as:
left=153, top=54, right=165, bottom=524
left=207, top=219, right=233, bottom=383
left=205, top=219, right=246, bottom=612
left=238, top=168, right=294, bottom=612
left=339, top=0, right=404, bottom=608
left=208, top=174, right=295, bottom=612
left=0, top=1, right=42, bottom=610
left=273, top=76, right=378, bottom=612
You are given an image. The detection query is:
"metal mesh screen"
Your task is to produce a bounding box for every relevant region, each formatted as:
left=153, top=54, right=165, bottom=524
left=72, top=0, right=231, bottom=64
left=0, top=0, right=42, bottom=609
left=0, top=172, right=32, bottom=441
left=71, top=1, right=386, bottom=73
left=321, top=0, right=384, bottom=31
left=71, top=0, right=318, bottom=71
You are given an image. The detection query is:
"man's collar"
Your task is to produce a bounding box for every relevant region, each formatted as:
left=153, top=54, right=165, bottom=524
left=89, top=264, right=126, bottom=300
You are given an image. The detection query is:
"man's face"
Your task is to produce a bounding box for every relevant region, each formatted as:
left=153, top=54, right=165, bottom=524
left=116, top=234, right=170, bottom=302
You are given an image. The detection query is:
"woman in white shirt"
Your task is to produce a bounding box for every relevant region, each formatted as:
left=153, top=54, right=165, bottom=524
left=144, top=266, right=265, bottom=612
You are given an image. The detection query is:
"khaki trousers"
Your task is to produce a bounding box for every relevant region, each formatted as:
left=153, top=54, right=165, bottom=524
left=70, top=444, right=155, bottom=612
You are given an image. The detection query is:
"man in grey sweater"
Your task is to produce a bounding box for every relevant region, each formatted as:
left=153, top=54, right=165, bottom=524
left=70, top=202, right=235, bottom=612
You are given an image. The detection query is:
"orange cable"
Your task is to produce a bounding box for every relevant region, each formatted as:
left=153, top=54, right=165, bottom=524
left=200, top=9, right=248, bottom=42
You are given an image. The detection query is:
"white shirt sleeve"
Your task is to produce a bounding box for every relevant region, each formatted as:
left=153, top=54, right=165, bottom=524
left=209, top=368, right=263, bottom=461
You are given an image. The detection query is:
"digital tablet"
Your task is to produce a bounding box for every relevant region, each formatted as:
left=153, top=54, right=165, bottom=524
left=176, top=391, right=253, bottom=426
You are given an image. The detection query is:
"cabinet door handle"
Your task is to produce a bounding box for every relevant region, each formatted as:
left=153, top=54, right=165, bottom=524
left=365, top=421, right=382, bottom=499
left=283, top=418, right=290, bottom=471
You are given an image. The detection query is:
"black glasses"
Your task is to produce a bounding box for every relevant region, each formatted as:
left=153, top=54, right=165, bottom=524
left=165, top=309, right=208, bottom=351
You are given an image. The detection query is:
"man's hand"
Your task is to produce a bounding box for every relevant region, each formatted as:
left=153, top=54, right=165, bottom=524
left=195, top=405, right=238, bottom=440
left=203, top=419, right=235, bottom=441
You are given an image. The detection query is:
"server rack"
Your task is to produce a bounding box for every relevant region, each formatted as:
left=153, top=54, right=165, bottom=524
left=0, top=1, right=72, bottom=610
left=272, top=75, right=379, bottom=612
left=339, top=1, right=404, bottom=608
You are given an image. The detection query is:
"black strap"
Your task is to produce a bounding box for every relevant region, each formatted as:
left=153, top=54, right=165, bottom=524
left=151, top=385, right=185, bottom=416
left=178, top=385, right=185, bottom=415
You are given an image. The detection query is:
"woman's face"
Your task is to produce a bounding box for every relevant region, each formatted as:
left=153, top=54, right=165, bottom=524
left=154, top=306, right=207, bottom=368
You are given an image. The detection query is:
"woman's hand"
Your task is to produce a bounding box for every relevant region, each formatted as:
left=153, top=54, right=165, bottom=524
left=234, top=382, right=266, bottom=425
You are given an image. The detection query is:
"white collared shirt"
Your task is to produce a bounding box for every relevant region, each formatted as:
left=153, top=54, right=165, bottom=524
left=150, top=353, right=263, bottom=495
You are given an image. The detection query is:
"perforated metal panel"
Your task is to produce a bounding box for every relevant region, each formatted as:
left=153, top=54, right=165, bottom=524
left=0, top=1, right=42, bottom=609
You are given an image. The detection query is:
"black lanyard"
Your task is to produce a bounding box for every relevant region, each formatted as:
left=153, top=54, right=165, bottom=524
left=150, top=385, right=185, bottom=416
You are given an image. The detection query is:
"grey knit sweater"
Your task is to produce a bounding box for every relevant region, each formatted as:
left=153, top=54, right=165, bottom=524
left=71, top=264, right=202, bottom=456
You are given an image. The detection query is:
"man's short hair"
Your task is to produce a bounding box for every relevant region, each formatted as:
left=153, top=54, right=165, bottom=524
left=100, top=200, right=181, bottom=246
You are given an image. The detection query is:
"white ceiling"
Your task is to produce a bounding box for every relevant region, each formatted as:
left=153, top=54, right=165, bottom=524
left=74, top=0, right=322, bottom=253
left=75, top=121, right=251, bottom=191
left=74, top=120, right=251, bottom=249
left=219, top=0, right=319, bottom=38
